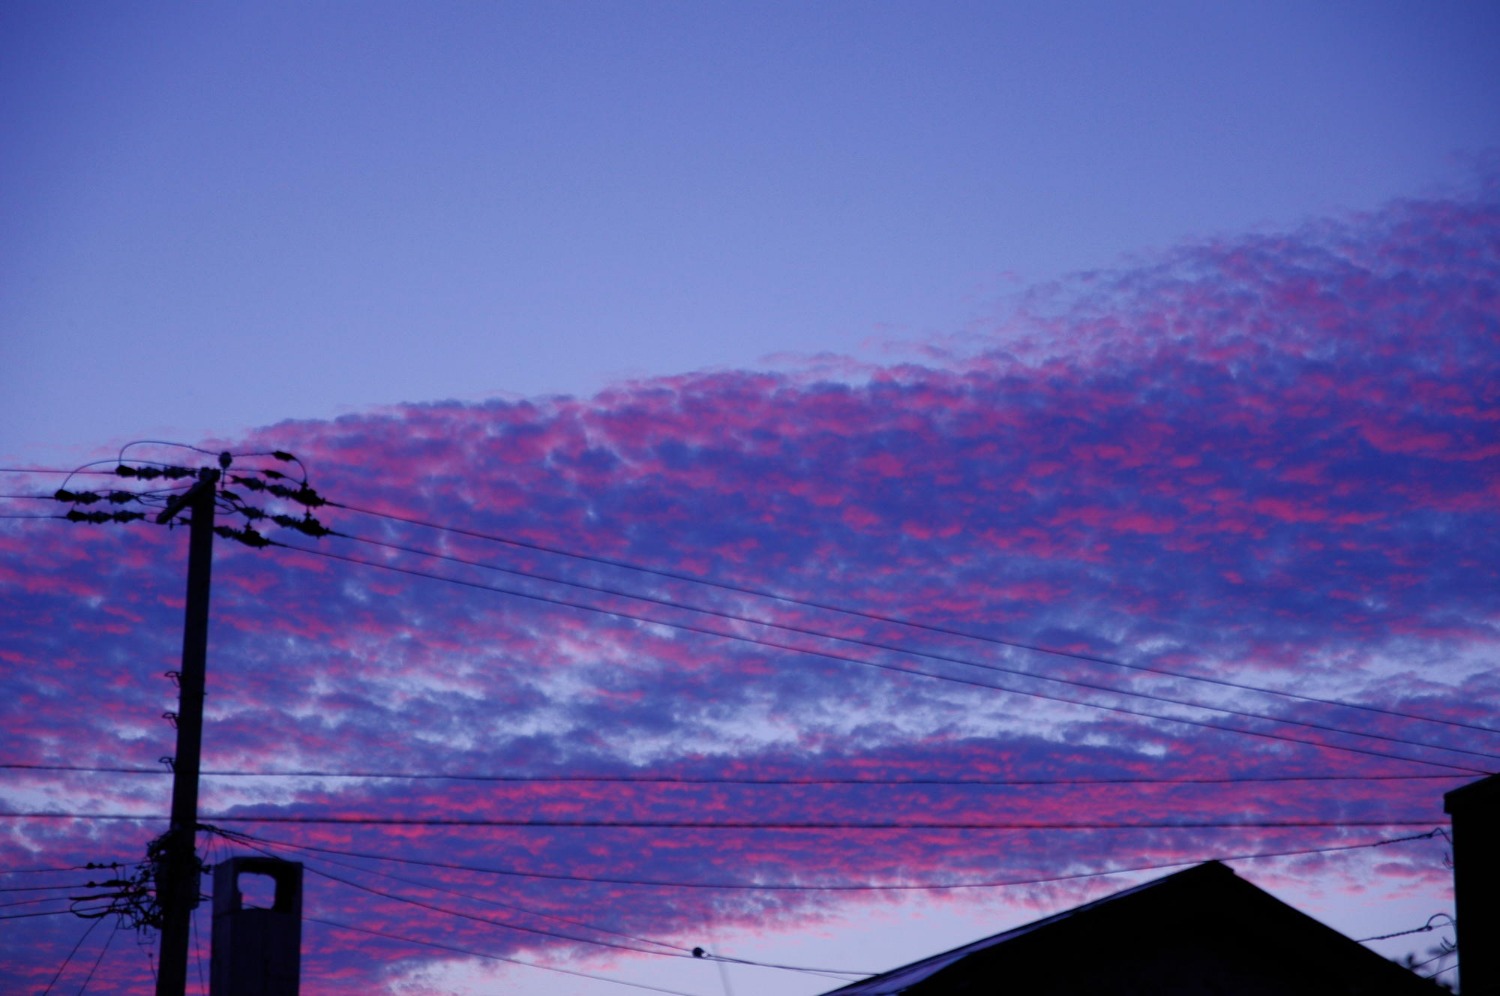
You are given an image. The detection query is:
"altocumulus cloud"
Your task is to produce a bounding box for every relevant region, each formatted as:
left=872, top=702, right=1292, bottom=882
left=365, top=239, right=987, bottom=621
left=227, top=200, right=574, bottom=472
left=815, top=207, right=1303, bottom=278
left=1, top=177, right=1496, bottom=991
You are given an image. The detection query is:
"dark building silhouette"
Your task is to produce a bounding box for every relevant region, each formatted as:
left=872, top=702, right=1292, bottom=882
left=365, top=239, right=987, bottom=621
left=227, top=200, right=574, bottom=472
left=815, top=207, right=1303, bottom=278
left=820, top=861, right=1445, bottom=995
left=210, top=857, right=303, bottom=996
left=1447, top=771, right=1500, bottom=996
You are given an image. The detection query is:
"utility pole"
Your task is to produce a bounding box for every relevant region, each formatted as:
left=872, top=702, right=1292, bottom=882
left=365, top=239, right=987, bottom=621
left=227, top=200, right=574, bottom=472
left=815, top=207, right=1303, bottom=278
left=154, top=464, right=222, bottom=996
left=54, top=446, right=328, bottom=994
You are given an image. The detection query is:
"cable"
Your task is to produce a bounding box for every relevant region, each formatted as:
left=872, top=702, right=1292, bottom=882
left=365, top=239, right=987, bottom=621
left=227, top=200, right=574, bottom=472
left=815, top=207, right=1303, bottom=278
left=0, top=896, right=81, bottom=911
left=233, top=831, right=687, bottom=955
left=219, top=826, right=1443, bottom=892
left=1356, top=913, right=1454, bottom=943
left=0, top=883, right=98, bottom=895
left=2, top=811, right=1438, bottom=830
left=327, top=529, right=1500, bottom=765
left=75, top=919, right=118, bottom=994
left=41, top=916, right=102, bottom=995
left=270, top=540, right=1491, bottom=775
left=331, top=500, right=1500, bottom=738
left=1, top=763, right=1469, bottom=786
left=0, top=905, right=114, bottom=921
left=306, top=916, right=707, bottom=996
left=218, top=825, right=872, bottom=980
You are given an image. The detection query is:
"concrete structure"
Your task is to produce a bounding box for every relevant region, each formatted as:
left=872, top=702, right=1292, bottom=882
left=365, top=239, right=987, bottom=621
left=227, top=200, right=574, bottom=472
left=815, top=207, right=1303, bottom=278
left=210, top=857, right=302, bottom=996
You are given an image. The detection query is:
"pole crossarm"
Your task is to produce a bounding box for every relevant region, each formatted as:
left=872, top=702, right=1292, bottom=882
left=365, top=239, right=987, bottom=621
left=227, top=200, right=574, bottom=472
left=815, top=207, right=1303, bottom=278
left=51, top=444, right=330, bottom=996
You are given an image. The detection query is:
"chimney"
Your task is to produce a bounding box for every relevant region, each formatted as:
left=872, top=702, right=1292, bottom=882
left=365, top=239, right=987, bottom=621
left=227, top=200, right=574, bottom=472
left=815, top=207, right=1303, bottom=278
left=1445, top=772, right=1500, bottom=996
left=210, top=856, right=303, bottom=996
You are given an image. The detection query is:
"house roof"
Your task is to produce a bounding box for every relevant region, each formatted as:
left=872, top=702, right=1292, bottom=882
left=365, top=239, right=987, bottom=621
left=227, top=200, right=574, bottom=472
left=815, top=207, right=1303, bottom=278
left=821, top=862, right=1445, bottom=995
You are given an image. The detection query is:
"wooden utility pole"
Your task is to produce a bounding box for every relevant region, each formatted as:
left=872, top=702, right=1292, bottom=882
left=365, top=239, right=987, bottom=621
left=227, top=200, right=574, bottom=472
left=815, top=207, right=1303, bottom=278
left=154, top=466, right=220, bottom=996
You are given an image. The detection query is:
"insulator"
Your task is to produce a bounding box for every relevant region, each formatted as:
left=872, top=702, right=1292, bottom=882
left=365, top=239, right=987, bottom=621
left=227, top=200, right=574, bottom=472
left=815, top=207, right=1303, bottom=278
left=159, top=756, right=175, bottom=772
left=214, top=525, right=271, bottom=548
left=107, top=491, right=135, bottom=504
left=163, top=711, right=178, bottom=728
left=55, top=489, right=101, bottom=504
left=164, top=670, right=181, bottom=686
left=218, top=451, right=232, bottom=469
left=272, top=450, right=294, bottom=461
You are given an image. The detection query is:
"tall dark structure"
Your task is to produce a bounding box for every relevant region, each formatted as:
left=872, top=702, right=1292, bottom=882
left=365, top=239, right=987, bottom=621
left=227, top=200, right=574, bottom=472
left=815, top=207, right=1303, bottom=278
left=211, top=858, right=303, bottom=996
left=1446, top=771, right=1500, bottom=996
left=155, top=467, right=221, bottom=996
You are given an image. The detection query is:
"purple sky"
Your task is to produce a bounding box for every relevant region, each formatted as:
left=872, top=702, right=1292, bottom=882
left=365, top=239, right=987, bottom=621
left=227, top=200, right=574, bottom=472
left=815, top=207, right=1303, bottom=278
left=2, top=3, right=1499, bottom=994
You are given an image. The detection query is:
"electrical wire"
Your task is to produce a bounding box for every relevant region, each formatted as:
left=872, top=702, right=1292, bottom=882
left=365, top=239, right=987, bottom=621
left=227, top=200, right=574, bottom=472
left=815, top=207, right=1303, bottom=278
left=40, top=916, right=102, bottom=995
left=330, top=500, right=1500, bottom=738
left=1356, top=913, right=1455, bottom=942
left=0, top=763, right=1469, bottom=785
left=215, top=834, right=904, bottom=981
left=75, top=919, right=118, bottom=995
left=326, top=528, right=1500, bottom=765
left=0, top=811, right=1425, bottom=830
left=238, top=832, right=688, bottom=955
left=270, top=540, right=1492, bottom=775
left=219, top=826, right=872, bottom=980
left=215, top=826, right=1443, bottom=892
left=306, top=916, right=708, bottom=996
left=0, top=905, right=114, bottom=921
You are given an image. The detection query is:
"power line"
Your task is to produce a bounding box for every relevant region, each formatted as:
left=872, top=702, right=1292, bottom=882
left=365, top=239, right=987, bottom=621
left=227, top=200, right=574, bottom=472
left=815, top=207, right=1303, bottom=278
left=219, top=827, right=870, bottom=980
left=215, top=826, right=1444, bottom=892
left=307, top=916, right=709, bottom=996
left=226, top=829, right=691, bottom=956
left=325, top=528, right=1500, bottom=765
left=274, top=848, right=866, bottom=981
left=0, top=763, right=1469, bottom=786
left=0, top=811, right=1441, bottom=830
left=269, top=540, right=1491, bottom=775
left=331, top=500, right=1500, bottom=738
left=1356, top=913, right=1455, bottom=943
left=40, top=915, right=103, bottom=996
left=0, top=905, right=114, bottom=921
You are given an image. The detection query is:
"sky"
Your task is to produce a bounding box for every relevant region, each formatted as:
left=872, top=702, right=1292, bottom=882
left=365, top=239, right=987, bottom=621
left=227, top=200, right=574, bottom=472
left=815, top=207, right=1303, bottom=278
left=1, top=2, right=1498, bottom=994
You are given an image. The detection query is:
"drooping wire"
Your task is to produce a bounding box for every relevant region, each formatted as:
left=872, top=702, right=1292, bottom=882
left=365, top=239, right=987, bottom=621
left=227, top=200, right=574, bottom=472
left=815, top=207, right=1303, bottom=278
left=0, top=810, right=1442, bottom=831
left=75, top=919, right=118, bottom=995
left=39, top=915, right=102, bottom=994
left=323, top=527, right=1500, bottom=765
left=306, top=916, right=706, bottom=996
left=0, top=762, right=1471, bottom=786
left=268, top=540, right=1492, bottom=775
left=218, top=832, right=870, bottom=981
left=211, top=827, right=1444, bottom=892
left=330, top=500, right=1500, bottom=738
left=1356, top=913, right=1455, bottom=942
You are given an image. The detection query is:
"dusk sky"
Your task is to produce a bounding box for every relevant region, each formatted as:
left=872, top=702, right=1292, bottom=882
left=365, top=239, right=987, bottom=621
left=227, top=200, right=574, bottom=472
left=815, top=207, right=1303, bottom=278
left=2, top=3, right=1499, bottom=995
